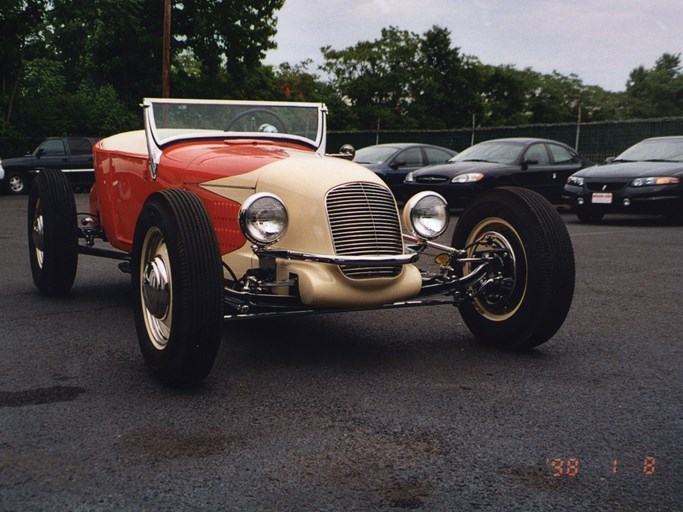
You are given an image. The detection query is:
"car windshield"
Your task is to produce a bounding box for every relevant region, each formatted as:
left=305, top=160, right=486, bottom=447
left=144, top=98, right=325, bottom=150
left=616, top=138, right=683, bottom=162
left=353, top=146, right=399, bottom=164
left=450, top=141, right=523, bottom=165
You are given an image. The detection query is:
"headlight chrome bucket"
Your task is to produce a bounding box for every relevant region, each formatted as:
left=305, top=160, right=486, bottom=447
left=402, top=191, right=450, bottom=241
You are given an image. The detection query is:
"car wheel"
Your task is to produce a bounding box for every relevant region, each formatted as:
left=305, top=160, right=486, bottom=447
left=452, top=187, right=575, bottom=349
left=7, top=170, right=28, bottom=195
left=575, top=208, right=604, bottom=224
left=27, top=169, right=78, bottom=296
left=132, top=189, right=224, bottom=385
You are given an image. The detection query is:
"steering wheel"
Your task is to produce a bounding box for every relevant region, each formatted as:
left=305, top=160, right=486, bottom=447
left=225, top=108, right=288, bottom=133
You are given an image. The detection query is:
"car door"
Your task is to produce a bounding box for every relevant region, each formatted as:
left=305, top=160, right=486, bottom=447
left=384, top=147, right=425, bottom=194
left=514, top=142, right=553, bottom=197
left=66, top=137, right=96, bottom=186
left=545, top=143, right=584, bottom=203
left=33, top=139, right=70, bottom=171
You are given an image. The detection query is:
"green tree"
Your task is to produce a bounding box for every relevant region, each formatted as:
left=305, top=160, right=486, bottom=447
left=625, top=53, right=683, bottom=118
left=173, top=0, right=285, bottom=96
left=0, top=0, right=48, bottom=131
left=412, top=26, right=482, bottom=129
left=321, top=27, right=423, bottom=130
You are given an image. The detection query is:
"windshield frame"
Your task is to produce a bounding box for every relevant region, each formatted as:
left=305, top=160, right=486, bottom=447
left=142, top=98, right=328, bottom=177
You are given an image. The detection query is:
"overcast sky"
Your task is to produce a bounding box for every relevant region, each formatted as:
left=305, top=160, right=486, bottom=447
left=264, top=0, right=683, bottom=92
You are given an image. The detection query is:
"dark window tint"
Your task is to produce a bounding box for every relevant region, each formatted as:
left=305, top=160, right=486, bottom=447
left=38, top=139, right=66, bottom=156
left=548, top=144, right=578, bottom=164
left=424, top=147, right=454, bottom=164
left=69, top=138, right=93, bottom=155
left=396, top=148, right=423, bottom=167
left=524, top=144, right=550, bottom=165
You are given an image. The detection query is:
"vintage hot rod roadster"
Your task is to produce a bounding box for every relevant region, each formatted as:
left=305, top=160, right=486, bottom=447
left=28, top=99, right=574, bottom=384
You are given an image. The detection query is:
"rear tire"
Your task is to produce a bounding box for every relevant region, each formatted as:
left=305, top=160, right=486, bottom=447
left=132, top=189, right=224, bottom=385
left=27, top=169, right=78, bottom=296
left=452, top=187, right=575, bottom=349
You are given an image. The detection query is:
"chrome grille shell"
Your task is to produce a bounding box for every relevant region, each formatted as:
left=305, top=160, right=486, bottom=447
left=326, top=182, right=404, bottom=279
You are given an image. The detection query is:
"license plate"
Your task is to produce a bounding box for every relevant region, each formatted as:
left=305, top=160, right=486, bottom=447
left=592, top=193, right=612, bottom=204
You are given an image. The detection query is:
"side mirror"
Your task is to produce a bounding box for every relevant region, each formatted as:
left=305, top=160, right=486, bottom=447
left=521, top=159, right=538, bottom=170
left=390, top=160, right=407, bottom=170
left=328, top=144, right=355, bottom=160
left=35, top=148, right=46, bottom=158
left=604, top=156, right=615, bottom=164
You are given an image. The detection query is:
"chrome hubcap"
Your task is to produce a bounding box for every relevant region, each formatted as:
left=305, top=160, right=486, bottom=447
left=32, top=200, right=45, bottom=269
left=9, top=175, right=24, bottom=193
left=140, top=228, right=172, bottom=350
left=143, top=256, right=170, bottom=319
left=465, top=218, right=526, bottom=321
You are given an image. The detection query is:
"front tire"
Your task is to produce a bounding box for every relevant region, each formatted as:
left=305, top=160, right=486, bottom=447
left=132, top=189, right=224, bottom=385
left=452, top=187, right=575, bottom=349
left=27, top=169, right=78, bottom=296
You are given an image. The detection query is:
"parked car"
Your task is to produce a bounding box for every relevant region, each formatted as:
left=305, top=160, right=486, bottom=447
left=0, top=136, right=99, bottom=195
left=28, top=98, right=574, bottom=385
left=404, top=138, right=593, bottom=208
left=353, top=143, right=456, bottom=199
left=563, top=136, right=683, bottom=223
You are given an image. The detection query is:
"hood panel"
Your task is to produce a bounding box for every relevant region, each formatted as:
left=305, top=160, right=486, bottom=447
left=413, top=161, right=510, bottom=177
left=576, top=161, right=683, bottom=179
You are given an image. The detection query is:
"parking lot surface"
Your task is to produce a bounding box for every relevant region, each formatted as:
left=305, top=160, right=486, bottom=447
left=1, top=193, right=682, bottom=511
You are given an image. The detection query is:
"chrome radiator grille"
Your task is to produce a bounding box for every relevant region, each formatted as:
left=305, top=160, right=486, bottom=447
left=326, top=182, right=403, bottom=278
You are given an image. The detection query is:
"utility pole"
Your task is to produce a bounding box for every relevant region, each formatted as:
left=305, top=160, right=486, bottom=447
left=162, top=0, right=171, bottom=97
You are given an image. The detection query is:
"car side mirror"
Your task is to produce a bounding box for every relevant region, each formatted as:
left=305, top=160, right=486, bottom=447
left=35, top=148, right=46, bottom=158
left=521, top=159, right=538, bottom=170
left=328, top=144, right=355, bottom=160
left=604, top=156, right=615, bottom=164
left=390, top=160, right=407, bottom=169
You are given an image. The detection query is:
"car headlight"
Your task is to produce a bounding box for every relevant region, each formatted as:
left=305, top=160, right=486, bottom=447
left=567, top=176, right=585, bottom=186
left=451, top=173, right=483, bottom=184
left=239, top=193, right=288, bottom=246
left=631, top=177, right=680, bottom=187
left=402, top=191, right=449, bottom=240
left=405, top=172, right=414, bottom=183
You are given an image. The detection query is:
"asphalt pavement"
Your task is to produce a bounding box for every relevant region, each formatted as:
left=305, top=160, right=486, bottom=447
left=1, top=193, right=682, bottom=511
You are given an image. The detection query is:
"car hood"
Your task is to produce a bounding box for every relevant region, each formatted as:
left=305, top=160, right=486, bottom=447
left=198, top=146, right=395, bottom=264
left=411, top=161, right=511, bottom=178
left=573, top=161, right=683, bottom=179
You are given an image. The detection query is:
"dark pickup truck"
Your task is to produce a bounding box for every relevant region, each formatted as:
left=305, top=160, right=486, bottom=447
left=0, top=136, right=99, bottom=195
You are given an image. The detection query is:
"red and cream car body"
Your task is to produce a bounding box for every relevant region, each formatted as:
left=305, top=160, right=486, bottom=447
left=28, top=99, right=575, bottom=385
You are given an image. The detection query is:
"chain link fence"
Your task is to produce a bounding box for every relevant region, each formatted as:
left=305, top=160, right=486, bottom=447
left=328, top=117, right=683, bottom=164
left=4, top=117, right=683, bottom=164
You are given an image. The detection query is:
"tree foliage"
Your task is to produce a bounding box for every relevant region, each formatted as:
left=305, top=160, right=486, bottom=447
left=0, top=5, right=680, bottom=143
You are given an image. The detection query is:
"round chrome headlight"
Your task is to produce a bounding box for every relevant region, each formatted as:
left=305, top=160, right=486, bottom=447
left=402, top=191, right=449, bottom=240
left=239, top=193, right=288, bottom=246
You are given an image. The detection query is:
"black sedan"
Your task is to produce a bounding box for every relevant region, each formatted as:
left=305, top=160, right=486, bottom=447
left=353, top=143, right=456, bottom=199
left=563, top=136, right=683, bottom=223
left=404, top=138, right=592, bottom=208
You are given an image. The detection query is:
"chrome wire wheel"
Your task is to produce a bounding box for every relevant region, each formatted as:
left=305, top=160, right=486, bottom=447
left=452, top=187, right=575, bottom=349
left=464, top=217, right=527, bottom=322
left=31, top=198, right=45, bottom=269
left=139, top=227, right=173, bottom=350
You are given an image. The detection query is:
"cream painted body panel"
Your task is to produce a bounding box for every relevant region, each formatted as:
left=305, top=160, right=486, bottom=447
left=201, top=151, right=423, bottom=307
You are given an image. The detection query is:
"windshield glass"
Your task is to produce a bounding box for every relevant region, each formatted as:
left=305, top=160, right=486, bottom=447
left=616, top=138, right=683, bottom=162
left=144, top=98, right=325, bottom=150
left=353, top=146, right=399, bottom=164
left=451, top=141, right=524, bottom=165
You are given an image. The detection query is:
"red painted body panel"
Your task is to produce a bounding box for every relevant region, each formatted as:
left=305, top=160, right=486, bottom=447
left=92, top=137, right=314, bottom=255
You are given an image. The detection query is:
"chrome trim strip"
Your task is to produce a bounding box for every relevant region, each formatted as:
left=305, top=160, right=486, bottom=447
left=253, top=247, right=418, bottom=266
